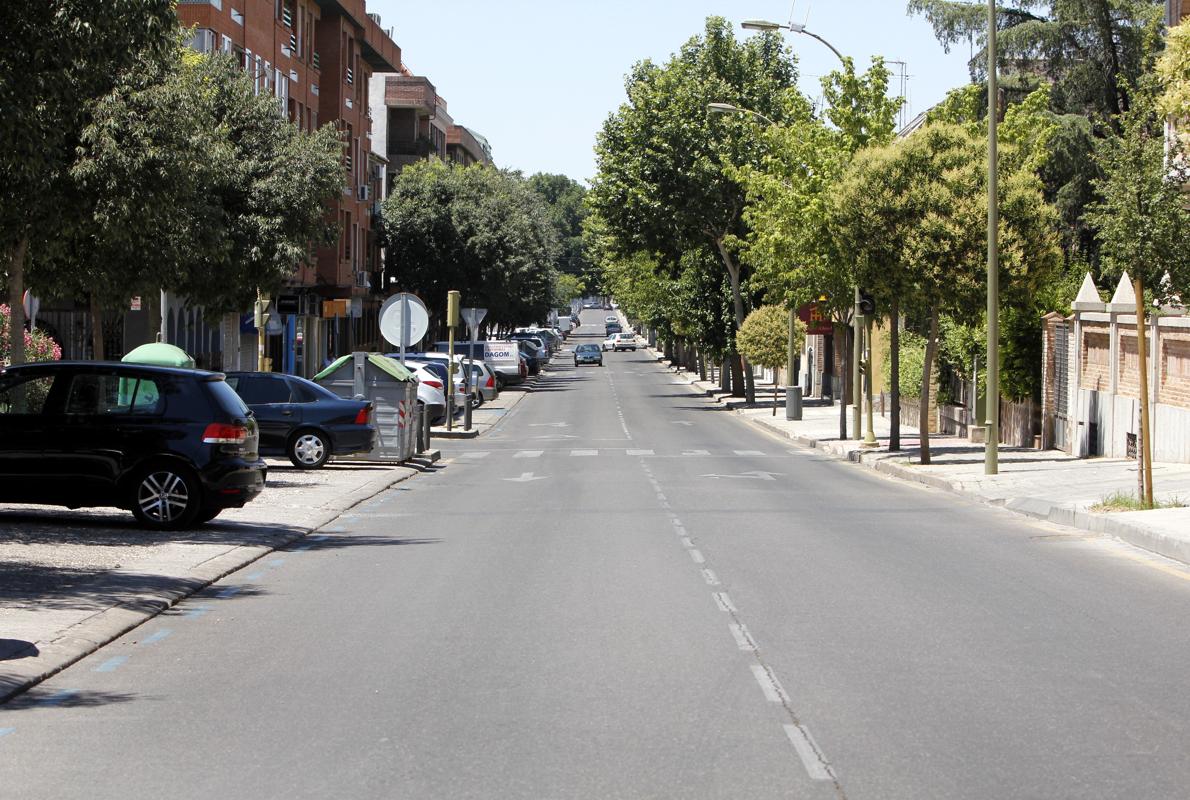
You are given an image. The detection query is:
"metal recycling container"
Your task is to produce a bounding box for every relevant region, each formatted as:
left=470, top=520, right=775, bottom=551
left=313, top=352, right=419, bottom=462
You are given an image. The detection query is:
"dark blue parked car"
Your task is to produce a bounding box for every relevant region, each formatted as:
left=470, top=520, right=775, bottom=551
left=225, top=372, right=376, bottom=469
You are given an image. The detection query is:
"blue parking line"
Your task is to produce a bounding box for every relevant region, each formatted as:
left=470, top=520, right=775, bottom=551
left=93, top=656, right=128, bottom=673
left=244, top=572, right=265, bottom=581
left=140, top=629, right=172, bottom=646
left=39, top=690, right=78, bottom=707
left=267, top=558, right=286, bottom=568
left=216, top=586, right=242, bottom=599
left=183, top=605, right=211, bottom=619
left=0, top=728, right=15, bottom=738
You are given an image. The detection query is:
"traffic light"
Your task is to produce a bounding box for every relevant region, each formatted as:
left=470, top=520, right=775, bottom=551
left=858, top=291, right=876, bottom=316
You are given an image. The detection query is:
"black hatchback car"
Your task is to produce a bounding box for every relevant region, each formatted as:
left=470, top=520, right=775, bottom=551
left=0, top=361, right=266, bottom=529
left=224, top=372, right=376, bottom=469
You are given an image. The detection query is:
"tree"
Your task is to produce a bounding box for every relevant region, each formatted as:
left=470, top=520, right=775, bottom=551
left=0, top=0, right=176, bottom=365
left=589, top=16, right=799, bottom=403
left=383, top=161, right=559, bottom=336
left=737, top=305, right=806, bottom=414
left=1085, top=84, right=1190, bottom=506
left=527, top=173, right=594, bottom=285
left=29, top=48, right=345, bottom=357
left=554, top=273, right=585, bottom=306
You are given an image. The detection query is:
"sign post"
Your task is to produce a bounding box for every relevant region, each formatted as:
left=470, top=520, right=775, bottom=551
left=379, top=292, right=429, bottom=366
left=460, top=307, right=487, bottom=431
left=445, top=291, right=461, bottom=431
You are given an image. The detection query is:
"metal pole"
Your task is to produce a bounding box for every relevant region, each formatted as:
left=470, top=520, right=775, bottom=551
left=787, top=306, right=797, bottom=386
left=464, top=330, right=474, bottom=431
left=863, top=314, right=878, bottom=446
left=985, top=0, right=1000, bottom=475
left=446, top=323, right=456, bottom=431
left=852, top=287, right=862, bottom=440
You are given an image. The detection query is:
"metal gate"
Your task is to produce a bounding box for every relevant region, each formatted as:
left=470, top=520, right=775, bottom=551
left=1053, top=322, right=1070, bottom=451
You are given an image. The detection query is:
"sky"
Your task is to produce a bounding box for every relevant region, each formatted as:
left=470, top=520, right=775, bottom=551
left=368, top=0, right=979, bottom=183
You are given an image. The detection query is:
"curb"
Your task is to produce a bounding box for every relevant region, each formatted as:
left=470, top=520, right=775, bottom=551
left=739, top=410, right=1190, bottom=566
left=0, top=466, right=420, bottom=704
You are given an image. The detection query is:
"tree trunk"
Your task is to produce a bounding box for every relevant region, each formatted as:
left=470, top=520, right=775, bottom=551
left=664, top=337, right=674, bottom=362
left=6, top=237, right=28, bottom=366
left=90, top=294, right=105, bottom=361
left=1134, top=276, right=1154, bottom=507
left=836, top=322, right=848, bottom=439
left=699, top=351, right=707, bottom=382
left=730, top=352, right=745, bottom=398
left=715, top=238, right=755, bottom=403
left=889, top=297, right=901, bottom=451
left=919, top=306, right=940, bottom=465
left=720, top=357, right=731, bottom=393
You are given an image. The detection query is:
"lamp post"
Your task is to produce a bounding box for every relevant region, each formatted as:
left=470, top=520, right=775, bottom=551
left=985, top=0, right=1000, bottom=475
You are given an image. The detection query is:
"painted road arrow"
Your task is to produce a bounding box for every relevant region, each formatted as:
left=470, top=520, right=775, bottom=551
left=699, top=471, right=783, bottom=481
left=504, top=472, right=548, bottom=483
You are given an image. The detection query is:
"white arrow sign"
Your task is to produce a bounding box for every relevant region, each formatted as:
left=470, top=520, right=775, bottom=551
left=504, top=472, right=548, bottom=483
left=699, top=471, right=783, bottom=481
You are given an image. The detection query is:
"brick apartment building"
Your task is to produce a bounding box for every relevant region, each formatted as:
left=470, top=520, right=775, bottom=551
left=172, top=0, right=400, bottom=375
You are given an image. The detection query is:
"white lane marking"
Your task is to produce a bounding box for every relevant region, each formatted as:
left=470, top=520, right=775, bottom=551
left=783, top=724, right=836, bottom=782
left=730, top=623, right=758, bottom=651
left=673, top=524, right=687, bottom=536
left=700, top=470, right=782, bottom=481
left=514, top=450, right=543, bottom=458
left=529, top=422, right=570, bottom=428
left=570, top=449, right=599, bottom=456
left=504, top=472, right=548, bottom=483
left=712, top=592, right=736, bottom=612
left=680, top=536, right=694, bottom=548
left=702, top=569, right=720, bottom=585
left=627, top=449, right=654, bottom=456
left=734, top=450, right=765, bottom=456
left=751, top=665, right=790, bottom=704
left=682, top=449, right=710, bottom=456
left=689, top=549, right=706, bottom=564
left=671, top=420, right=693, bottom=426
left=460, top=451, right=490, bottom=459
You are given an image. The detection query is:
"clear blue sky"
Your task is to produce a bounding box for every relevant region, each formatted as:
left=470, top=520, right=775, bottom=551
left=368, top=0, right=977, bottom=183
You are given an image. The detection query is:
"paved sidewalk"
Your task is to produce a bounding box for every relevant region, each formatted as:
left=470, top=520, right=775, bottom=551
left=647, top=347, right=1190, bottom=566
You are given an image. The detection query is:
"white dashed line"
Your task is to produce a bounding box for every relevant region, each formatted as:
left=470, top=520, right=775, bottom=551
left=689, top=549, right=706, bottom=564
left=460, top=451, right=490, bottom=459
left=682, top=449, right=710, bottom=456
left=783, top=724, right=836, bottom=782
left=734, top=450, right=765, bottom=456
left=730, top=623, right=758, bottom=651
left=751, top=665, right=790, bottom=703
left=514, top=450, right=543, bottom=458
left=570, top=449, right=598, bottom=457
left=626, top=449, right=654, bottom=456
left=701, top=569, right=720, bottom=585
left=712, top=592, right=736, bottom=613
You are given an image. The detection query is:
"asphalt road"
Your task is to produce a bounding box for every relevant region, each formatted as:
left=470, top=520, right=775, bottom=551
left=5, top=310, right=1190, bottom=799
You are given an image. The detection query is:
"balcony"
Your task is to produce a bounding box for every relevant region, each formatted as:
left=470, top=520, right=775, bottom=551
left=383, top=75, right=436, bottom=114
left=389, top=137, right=435, bottom=159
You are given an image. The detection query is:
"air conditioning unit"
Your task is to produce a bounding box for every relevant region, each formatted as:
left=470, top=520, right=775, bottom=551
left=357, top=185, right=370, bottom=201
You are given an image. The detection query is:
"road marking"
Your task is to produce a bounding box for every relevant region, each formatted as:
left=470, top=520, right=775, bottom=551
left=627, top=449, right=654, bottom=456
left=217, top=586, right=242, bottom=599
left=244, top=572, right=265, bottom=581
left=268, top=558, right=286, bottom=568
left=712, top=592, right=736, bottom=612
left=700, top=470, right=782, bottom=481
left=504, top=472, right=548, bottom=483
left=183, top=605, right=211, bottom=619
left=783, top=724, right=836, bottom=782
left=671, top=420, right=693, bottom=426
left=514, top=450, right=544, bottom=458
left=570, top=449, right=599, bottom=456
left=680, top=536, right=694, bottom=548
left=93, top=655, right=129, bottom=673
left=682, top=449, right=710, bottom=456
left=529, top=422, right=570, bottom=428
left=38, top=689, right=79, bottom=707
left=751, top=665, right=790, bottom=703
left=734, top=450, right=765, bottom=456
left=701, top=569, right=720, bottom=585
left=140, top=629, right=172, bottom=646
left=689, top=549, right=706, bottom=564
left=460, top=451, right=490, bottom=458
left=0, top=728, right=13, bottom=738
left=729, top=624, right=758, bottom=651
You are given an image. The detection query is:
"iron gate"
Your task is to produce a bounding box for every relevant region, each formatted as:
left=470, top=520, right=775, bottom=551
left=1053, top=322, right=1070, bottom=451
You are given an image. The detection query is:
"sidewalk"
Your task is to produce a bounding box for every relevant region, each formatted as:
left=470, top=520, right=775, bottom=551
left=648, top=347, right=1190, bottom=566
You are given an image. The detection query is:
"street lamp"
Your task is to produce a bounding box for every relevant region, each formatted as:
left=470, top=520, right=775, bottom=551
left=985, top=0, right=1000, bottom=475
left=741, top=19, right=847, bottom=64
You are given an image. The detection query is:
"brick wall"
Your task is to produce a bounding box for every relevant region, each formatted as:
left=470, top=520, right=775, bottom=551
left=1161, top=332, right=1190, bottom=408
left=1081, top=327, right=1110, bottom=390
left=1118, top=333, right=1140, bottom=398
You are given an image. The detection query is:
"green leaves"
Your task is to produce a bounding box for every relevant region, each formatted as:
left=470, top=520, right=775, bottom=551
left=737, top=306, right=803, bottom=371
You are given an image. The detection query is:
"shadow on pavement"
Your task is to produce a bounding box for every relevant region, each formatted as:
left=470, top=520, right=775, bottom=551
left=2, top=687, right=143, bottom=711
left=0, top=639, right=38, bottom=661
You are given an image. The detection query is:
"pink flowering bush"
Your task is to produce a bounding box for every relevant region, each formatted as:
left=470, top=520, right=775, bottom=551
left=0, top=304, right=63, bottom=366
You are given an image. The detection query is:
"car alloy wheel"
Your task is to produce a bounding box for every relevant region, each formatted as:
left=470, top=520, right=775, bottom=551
left=131, top=466, right=200, bottom=529
left=289, top=430, right=330, bottom=469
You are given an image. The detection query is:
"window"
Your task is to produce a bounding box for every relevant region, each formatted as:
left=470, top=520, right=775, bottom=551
left=62, top=374, right=163, bottom=416
left=0, top=374, right=56, bottom=416
left=289, top=379, right=323, bottom=403
left=231, top=376, right=292, bottom=404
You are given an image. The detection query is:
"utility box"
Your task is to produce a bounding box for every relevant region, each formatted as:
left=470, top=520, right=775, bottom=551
left=313, top=352, right=419, bottom=462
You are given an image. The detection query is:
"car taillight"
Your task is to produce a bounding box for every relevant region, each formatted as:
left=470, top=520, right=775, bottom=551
left=424, top=379, right=443, bottom=389
left=485, top=375, right=495, bottom=388
left=354, top=406, right=371, bottom=425
left=203, top=423, right=248, bottom=444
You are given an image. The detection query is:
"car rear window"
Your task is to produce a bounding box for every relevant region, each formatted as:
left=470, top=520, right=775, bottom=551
left=0, top=373, right=56, bottom=416
left=207, top=379, right=251, bottom=417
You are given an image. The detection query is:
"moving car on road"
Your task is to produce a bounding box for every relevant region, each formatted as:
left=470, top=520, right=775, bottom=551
left=0, top=361, right=266, bottom=528
left=225, top=372, right=376, bottom=469
left=574, top=343, right=603, bottom=367
left=603, top=332, right=638, bottom=352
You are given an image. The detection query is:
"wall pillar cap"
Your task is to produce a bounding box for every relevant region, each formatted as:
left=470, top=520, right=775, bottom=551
left=1105, top=271, right=1136, bottom=313
left=1071, top=272, right=1106, bottom=312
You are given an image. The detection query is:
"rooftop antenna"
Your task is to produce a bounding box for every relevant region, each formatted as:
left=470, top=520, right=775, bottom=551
left=888, top=60, right=912, bottom=130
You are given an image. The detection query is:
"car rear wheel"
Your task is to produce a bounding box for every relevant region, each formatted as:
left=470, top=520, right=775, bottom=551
left=130, top=465, right=202, bottom=530
left=288, top=429, right=330, bottom=469
left=195, top=505, right=223, bottom=524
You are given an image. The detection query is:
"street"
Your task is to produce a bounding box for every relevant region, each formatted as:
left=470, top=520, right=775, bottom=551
left=4, top=311, right=1190, bottom=799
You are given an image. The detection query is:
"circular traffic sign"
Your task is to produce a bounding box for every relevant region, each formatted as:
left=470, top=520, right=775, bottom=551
left=379, top=293, right=429, bottom=348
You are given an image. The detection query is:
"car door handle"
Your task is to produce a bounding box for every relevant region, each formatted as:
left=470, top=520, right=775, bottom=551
left=281, top=410, right=294, bottom=416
